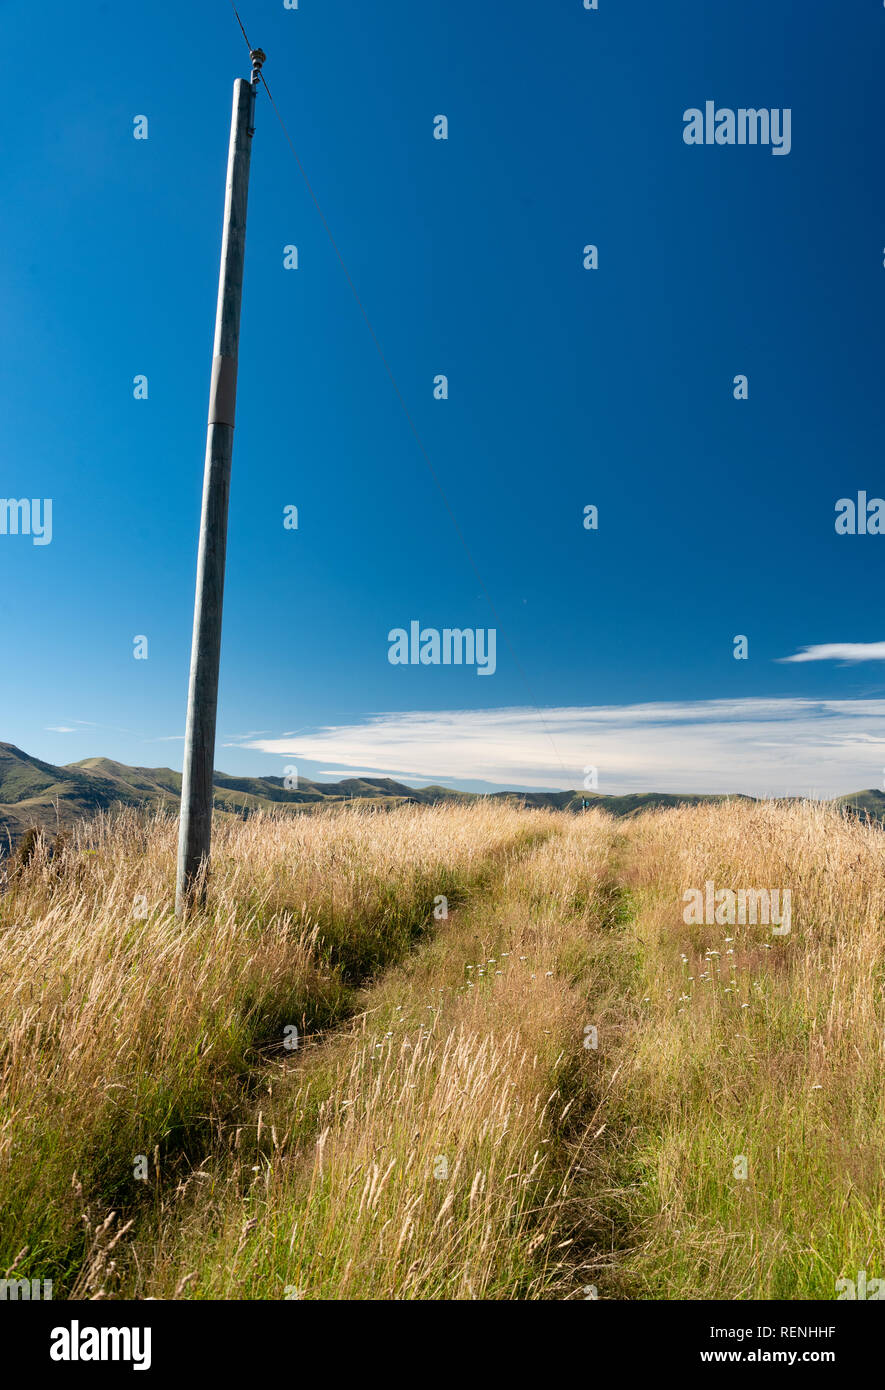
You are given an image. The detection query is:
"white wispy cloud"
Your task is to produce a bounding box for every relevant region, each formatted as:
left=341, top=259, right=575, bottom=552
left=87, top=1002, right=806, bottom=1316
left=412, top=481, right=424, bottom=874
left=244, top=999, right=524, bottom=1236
left=236, top=698, right=885, bottom=798
left=779, top=642, right=885, bottom=664
left=46, top=721, right=177, bottom=742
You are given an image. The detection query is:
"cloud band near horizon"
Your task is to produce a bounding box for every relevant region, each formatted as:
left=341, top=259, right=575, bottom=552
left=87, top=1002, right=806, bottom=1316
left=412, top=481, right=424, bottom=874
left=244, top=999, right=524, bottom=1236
left=231, top=698, right=885, bottom=799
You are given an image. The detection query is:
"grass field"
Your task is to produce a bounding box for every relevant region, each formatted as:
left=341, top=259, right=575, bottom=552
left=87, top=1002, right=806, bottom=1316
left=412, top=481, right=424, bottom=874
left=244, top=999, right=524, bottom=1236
left=1, top=798, right=882, bottom=1300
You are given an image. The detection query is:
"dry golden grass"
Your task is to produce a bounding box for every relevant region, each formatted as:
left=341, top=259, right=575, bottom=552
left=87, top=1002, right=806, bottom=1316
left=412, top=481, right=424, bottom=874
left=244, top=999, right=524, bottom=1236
left=4, top=795, right=883, bottom=1301
left=586, top=799, right=885, bottom=1299
left=0, top=800, right=544, bottom=1288
left=122, top=813, right=618, bottom=1300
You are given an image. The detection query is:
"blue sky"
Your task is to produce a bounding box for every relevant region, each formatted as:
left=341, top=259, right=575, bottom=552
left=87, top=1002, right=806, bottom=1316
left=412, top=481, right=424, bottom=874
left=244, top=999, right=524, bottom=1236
left=3, top=0, right=885, bottom=797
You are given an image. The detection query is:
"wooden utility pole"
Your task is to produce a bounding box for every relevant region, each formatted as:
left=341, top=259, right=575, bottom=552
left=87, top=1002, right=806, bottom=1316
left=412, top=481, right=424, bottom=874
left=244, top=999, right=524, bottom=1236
left=176, top=49, right=265, bottom=916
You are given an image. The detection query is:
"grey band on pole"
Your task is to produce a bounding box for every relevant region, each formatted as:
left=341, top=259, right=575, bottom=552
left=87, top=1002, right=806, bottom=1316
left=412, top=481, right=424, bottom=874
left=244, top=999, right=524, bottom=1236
left=208, top=355, right=239, bottom=428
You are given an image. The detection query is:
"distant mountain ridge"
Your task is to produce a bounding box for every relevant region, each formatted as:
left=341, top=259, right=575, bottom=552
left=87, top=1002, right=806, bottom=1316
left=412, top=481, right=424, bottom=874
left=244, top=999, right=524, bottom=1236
left=1, top=740, right=881, bottom=850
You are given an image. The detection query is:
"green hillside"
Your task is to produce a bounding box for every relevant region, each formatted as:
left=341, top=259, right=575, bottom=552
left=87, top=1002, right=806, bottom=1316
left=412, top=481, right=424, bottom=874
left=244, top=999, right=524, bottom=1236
left=2, top=739, right=881, bottom=850
left=831, top=789, right=885, bottom=825
left=0, top=743, right=475, bottom=848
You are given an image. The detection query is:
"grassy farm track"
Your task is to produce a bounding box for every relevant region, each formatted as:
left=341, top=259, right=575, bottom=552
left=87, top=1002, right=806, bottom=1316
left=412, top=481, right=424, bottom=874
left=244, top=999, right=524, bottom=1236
left=3, top=797, right=884, bottom=1299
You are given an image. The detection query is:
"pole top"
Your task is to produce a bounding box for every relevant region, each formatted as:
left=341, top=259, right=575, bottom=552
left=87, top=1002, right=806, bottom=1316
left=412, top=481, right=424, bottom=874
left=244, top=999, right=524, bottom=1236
left=250, top=48, right=266, bottom=84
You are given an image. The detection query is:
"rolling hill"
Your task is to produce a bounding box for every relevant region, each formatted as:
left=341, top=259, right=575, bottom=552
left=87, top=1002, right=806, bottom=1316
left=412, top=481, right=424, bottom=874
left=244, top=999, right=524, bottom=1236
left=0, top=743, right=482, bottom=849
left=1, top=739, right=880, bottom=851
